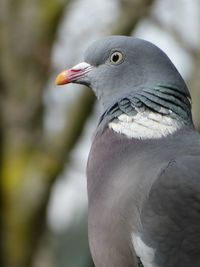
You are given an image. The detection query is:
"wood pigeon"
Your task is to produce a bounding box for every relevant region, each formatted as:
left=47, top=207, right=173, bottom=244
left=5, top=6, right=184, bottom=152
left=55, top=36, right=200, bottom=267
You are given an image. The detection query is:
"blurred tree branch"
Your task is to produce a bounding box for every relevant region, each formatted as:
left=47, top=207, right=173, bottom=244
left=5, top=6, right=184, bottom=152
left=0, top=75, right=4, bottom=267
left=114, top=0, right=155, bottom=35
left=1, top=1, right=72, bottom=267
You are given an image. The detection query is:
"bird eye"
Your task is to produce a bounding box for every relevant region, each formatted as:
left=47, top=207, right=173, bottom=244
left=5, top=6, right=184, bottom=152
left=110, top=51, right=124, bottom=64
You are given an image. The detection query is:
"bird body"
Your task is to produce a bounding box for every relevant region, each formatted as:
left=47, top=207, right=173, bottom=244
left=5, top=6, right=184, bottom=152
left=55, top=36, right=200, bottom=267
left=87, top=125, right=200, bottom=267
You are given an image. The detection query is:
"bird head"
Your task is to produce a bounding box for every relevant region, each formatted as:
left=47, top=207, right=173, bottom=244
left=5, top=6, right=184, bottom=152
left=55, top=36, right=191, bottom=120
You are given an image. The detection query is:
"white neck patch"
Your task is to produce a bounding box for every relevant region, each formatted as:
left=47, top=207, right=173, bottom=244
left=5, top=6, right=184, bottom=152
left=132, top=234, right=155, bottom=267
left=108, top=111, right=182, bottom=139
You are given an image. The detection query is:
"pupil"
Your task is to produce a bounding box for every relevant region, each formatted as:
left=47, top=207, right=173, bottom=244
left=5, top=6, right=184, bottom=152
left=113, top=54, right=119, bottom=62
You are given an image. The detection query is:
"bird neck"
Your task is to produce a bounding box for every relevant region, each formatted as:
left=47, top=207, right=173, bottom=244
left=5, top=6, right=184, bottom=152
left=97, top=84, right=193, bottom=139
left=108, top=111, right=183, bottom=139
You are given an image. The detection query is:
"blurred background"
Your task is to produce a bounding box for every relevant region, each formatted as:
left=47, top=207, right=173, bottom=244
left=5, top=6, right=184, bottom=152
left=1, top=0, right=200, bottom=267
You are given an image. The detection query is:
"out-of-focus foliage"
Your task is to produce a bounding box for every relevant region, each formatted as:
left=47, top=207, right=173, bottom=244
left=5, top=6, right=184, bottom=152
left=1, top=1, right=200, bottom=267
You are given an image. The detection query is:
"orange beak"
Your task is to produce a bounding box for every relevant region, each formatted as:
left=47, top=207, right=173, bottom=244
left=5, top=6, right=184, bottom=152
left=55, top=62, right=92, bottom=86
left=55, top=70, right=71, bottom=85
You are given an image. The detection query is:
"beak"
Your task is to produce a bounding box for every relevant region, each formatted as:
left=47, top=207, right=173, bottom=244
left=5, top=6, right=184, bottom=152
left=55, top=62, right=92, bottom=86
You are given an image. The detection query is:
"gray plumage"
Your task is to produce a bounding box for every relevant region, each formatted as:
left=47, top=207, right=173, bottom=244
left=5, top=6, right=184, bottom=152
left=87, top=127, right=200, bottom=267
left=56, top=36, right=200, bottom=267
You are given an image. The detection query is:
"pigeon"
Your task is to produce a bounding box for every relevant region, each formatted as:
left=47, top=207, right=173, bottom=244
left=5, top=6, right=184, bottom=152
left=55, top=36, right=200, bottom=267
